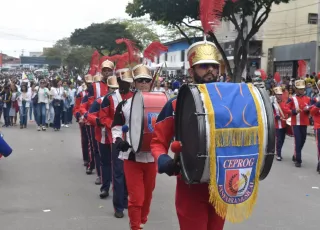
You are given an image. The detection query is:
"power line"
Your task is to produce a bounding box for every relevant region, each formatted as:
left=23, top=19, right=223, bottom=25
left=270, top=1, right=319, bottom=13
left=0, top=31, right=56, bottom=43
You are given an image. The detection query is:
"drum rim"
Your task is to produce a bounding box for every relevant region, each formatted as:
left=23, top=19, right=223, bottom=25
left=176, top=84, right=207, bottom=184
left=129, top=91, right=144, bottom=153
left=256, top=87, right=275, bottom=180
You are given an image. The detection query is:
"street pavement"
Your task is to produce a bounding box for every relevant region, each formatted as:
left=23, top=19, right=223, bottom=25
left=0, top=123, right=320, bottom=230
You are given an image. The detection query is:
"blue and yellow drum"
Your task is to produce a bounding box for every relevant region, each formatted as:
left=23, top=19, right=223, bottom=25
left=175, top=82, right=275, bottom=223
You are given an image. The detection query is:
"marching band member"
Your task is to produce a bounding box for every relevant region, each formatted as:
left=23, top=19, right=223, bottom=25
left=79, top=77, right=99, bottom=183
left=85, top=59, right=113, bottom=178
left=111, top=64, right=156, bottom=230
left=73, top=80, right=90, bottom=167
left=100, top=62, right=134, bottom=217
left=310, top=97, right=320, bottom=173
left=151, top=41, right=225, bottom=230
left=272, top=86, right=291, bottom=161
left=286, top=80, right=311, bottom=167
left=85, top=75, right=119, bottom=198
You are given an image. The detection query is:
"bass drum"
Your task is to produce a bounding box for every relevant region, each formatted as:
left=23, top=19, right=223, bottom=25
left=175, top=84, right=275, bottom=184
left=129, top=91, right=168, bottom=153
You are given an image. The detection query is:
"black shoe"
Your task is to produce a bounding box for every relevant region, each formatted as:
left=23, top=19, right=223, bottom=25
left=20, top=125, right=23, bottom=129
left=95, top=177, right=101, bottom=185
left=317, top=162, right=320, bottom=173
left=114, top=211, right=124, bottom=218
left=99, top=190, right=109, bottom=199
left=83, top=161, right=89, bottom=167
left=295, top=162, right=301, bottom=168
left=292, top=155, right=296, bottom=163
left=86, top=168, right=93, bottom=175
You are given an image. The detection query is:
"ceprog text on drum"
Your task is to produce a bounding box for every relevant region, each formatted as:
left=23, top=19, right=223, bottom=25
left=223, top=158, right=255, bottom=169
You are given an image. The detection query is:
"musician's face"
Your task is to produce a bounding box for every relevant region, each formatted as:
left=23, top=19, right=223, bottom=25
left=101, top=67, right=113, bottom=79
left=275, top=94, right=282, bottom=100
left=134, top=78, right=152, bottom=92
left=189, top=63, right=219, bottom=84
left=296, top=88, right=305, bottom=95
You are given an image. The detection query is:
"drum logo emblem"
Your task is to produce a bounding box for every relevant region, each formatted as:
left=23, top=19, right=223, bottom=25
left=225, top=169, right=252, bottom=197
left=147, top=113, right=159, bottom=132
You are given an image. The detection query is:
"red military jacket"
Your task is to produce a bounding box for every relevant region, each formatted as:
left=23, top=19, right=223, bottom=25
left=73, top=91, right=86, bottom=119
left=272, top=101, right=291, bottom=129
left=85, top=97, right=109, bottom=144
left=99, top=90, right=134, bottom=130
left=150, top=97, right=177, bottom=161
left=286, top=95, right=311, bottom=126
left=87, top=81, right=108, bottom=109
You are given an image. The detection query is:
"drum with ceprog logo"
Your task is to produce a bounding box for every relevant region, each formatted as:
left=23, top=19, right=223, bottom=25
left=129, top=91, right=169, bottom=153
left=175, top=83, right=275, bottom=185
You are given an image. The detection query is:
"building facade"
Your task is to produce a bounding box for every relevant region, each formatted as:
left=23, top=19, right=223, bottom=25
left=154, top=15, right=263, bottom=77
left=261, top=0, right=319, bottom=77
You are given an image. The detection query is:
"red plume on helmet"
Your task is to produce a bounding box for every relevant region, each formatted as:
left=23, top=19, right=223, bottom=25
left=88, top=50, right=100, bottom=76
left=298, top=60, right=307, bottom=78
left=200, top=0, right=226, bottom=34
left=143, top=41, right=168, bottom=62
left=115, top=38, right=140, bottom=66
left=256, top=69, right=267, bottom=80
left=274, top=72, right=281, bottom=84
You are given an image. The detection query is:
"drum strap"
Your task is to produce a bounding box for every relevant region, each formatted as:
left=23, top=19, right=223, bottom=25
left=115, top=90, right=122, bottom=104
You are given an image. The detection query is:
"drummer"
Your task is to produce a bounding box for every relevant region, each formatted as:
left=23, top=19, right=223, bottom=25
left=272, top=86, right=291, bottom=161
left=310, top=99, right=320, bottom=173
left=286, top=80, right=311, bottom=167
left=99, top=63, right=134, bottom=217
left=151, top=40, right=225, bottom=230
left=111, top=64, right=156, bottom=230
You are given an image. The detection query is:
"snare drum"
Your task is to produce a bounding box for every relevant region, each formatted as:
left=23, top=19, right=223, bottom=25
left=175, top=83, right=275, bottom=184
left=129, top=91, right=168, bottom=153
left=286, top=118, right=294, bottom=137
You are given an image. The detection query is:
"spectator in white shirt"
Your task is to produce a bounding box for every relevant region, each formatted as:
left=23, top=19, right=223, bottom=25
left=36, top=79, right=49, bottom=131
left=153, top=80, right=165, bottom=92
left=18, top=84, right=31, bottom=129
left=51, top=79, right=65, bottom=131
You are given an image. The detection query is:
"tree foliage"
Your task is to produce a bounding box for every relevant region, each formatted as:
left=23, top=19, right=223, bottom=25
left=44, top=38, right=93, bottom=75
left=126, top=0, right=291, bottom=82
left=69, top=23, right=142, bottom=56
left=106, top=18, right=160, bottom=49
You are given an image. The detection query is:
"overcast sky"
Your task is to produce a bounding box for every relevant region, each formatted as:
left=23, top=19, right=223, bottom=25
left=0, top=0, right=132, bottom=57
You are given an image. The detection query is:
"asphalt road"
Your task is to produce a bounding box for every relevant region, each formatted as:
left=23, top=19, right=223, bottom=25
left=0, top=123, right=320, bottom=230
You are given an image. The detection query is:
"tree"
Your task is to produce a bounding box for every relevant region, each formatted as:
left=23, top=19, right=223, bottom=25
left=106, top=18, right=160, bottom=49
left=126, top=0, right=291, bottom=82
left=64, top=47, right=94, bottom=75
left=44, top=38, right=93, bottom=75
left=43, top=37, right=71, bottom=62
left=69, top=23, right=143, bottom=56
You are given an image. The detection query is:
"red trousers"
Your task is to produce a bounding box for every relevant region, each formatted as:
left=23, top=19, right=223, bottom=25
left=124, top=160, right=157, bottom=230
left=176, top=178, right=225, bottom=230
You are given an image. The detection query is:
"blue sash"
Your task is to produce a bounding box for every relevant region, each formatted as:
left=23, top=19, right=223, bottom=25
left=198, top=83, right=264, bottom=223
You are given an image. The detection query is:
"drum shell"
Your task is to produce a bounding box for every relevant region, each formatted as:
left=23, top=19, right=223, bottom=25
left=130, top=92, right=168, bottom=153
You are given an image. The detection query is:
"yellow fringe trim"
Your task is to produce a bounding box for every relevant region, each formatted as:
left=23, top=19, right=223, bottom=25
left=215, top=127, right=258, bottom=147
left=198, top=83, right=265, bottom=223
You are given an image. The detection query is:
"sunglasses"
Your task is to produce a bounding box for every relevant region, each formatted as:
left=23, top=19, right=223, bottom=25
left=136, top=78, right=152, bottom=84
left=198, top=63, right=218, bottom=69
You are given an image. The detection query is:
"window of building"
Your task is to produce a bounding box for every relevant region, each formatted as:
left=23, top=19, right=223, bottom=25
left=181, top=50, right=185, bottom=62
left=308, top=13, right=318, bottom=24
left=165, top=53, right=168, bottom=61
left=157, top=56, right=160, bottom=64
